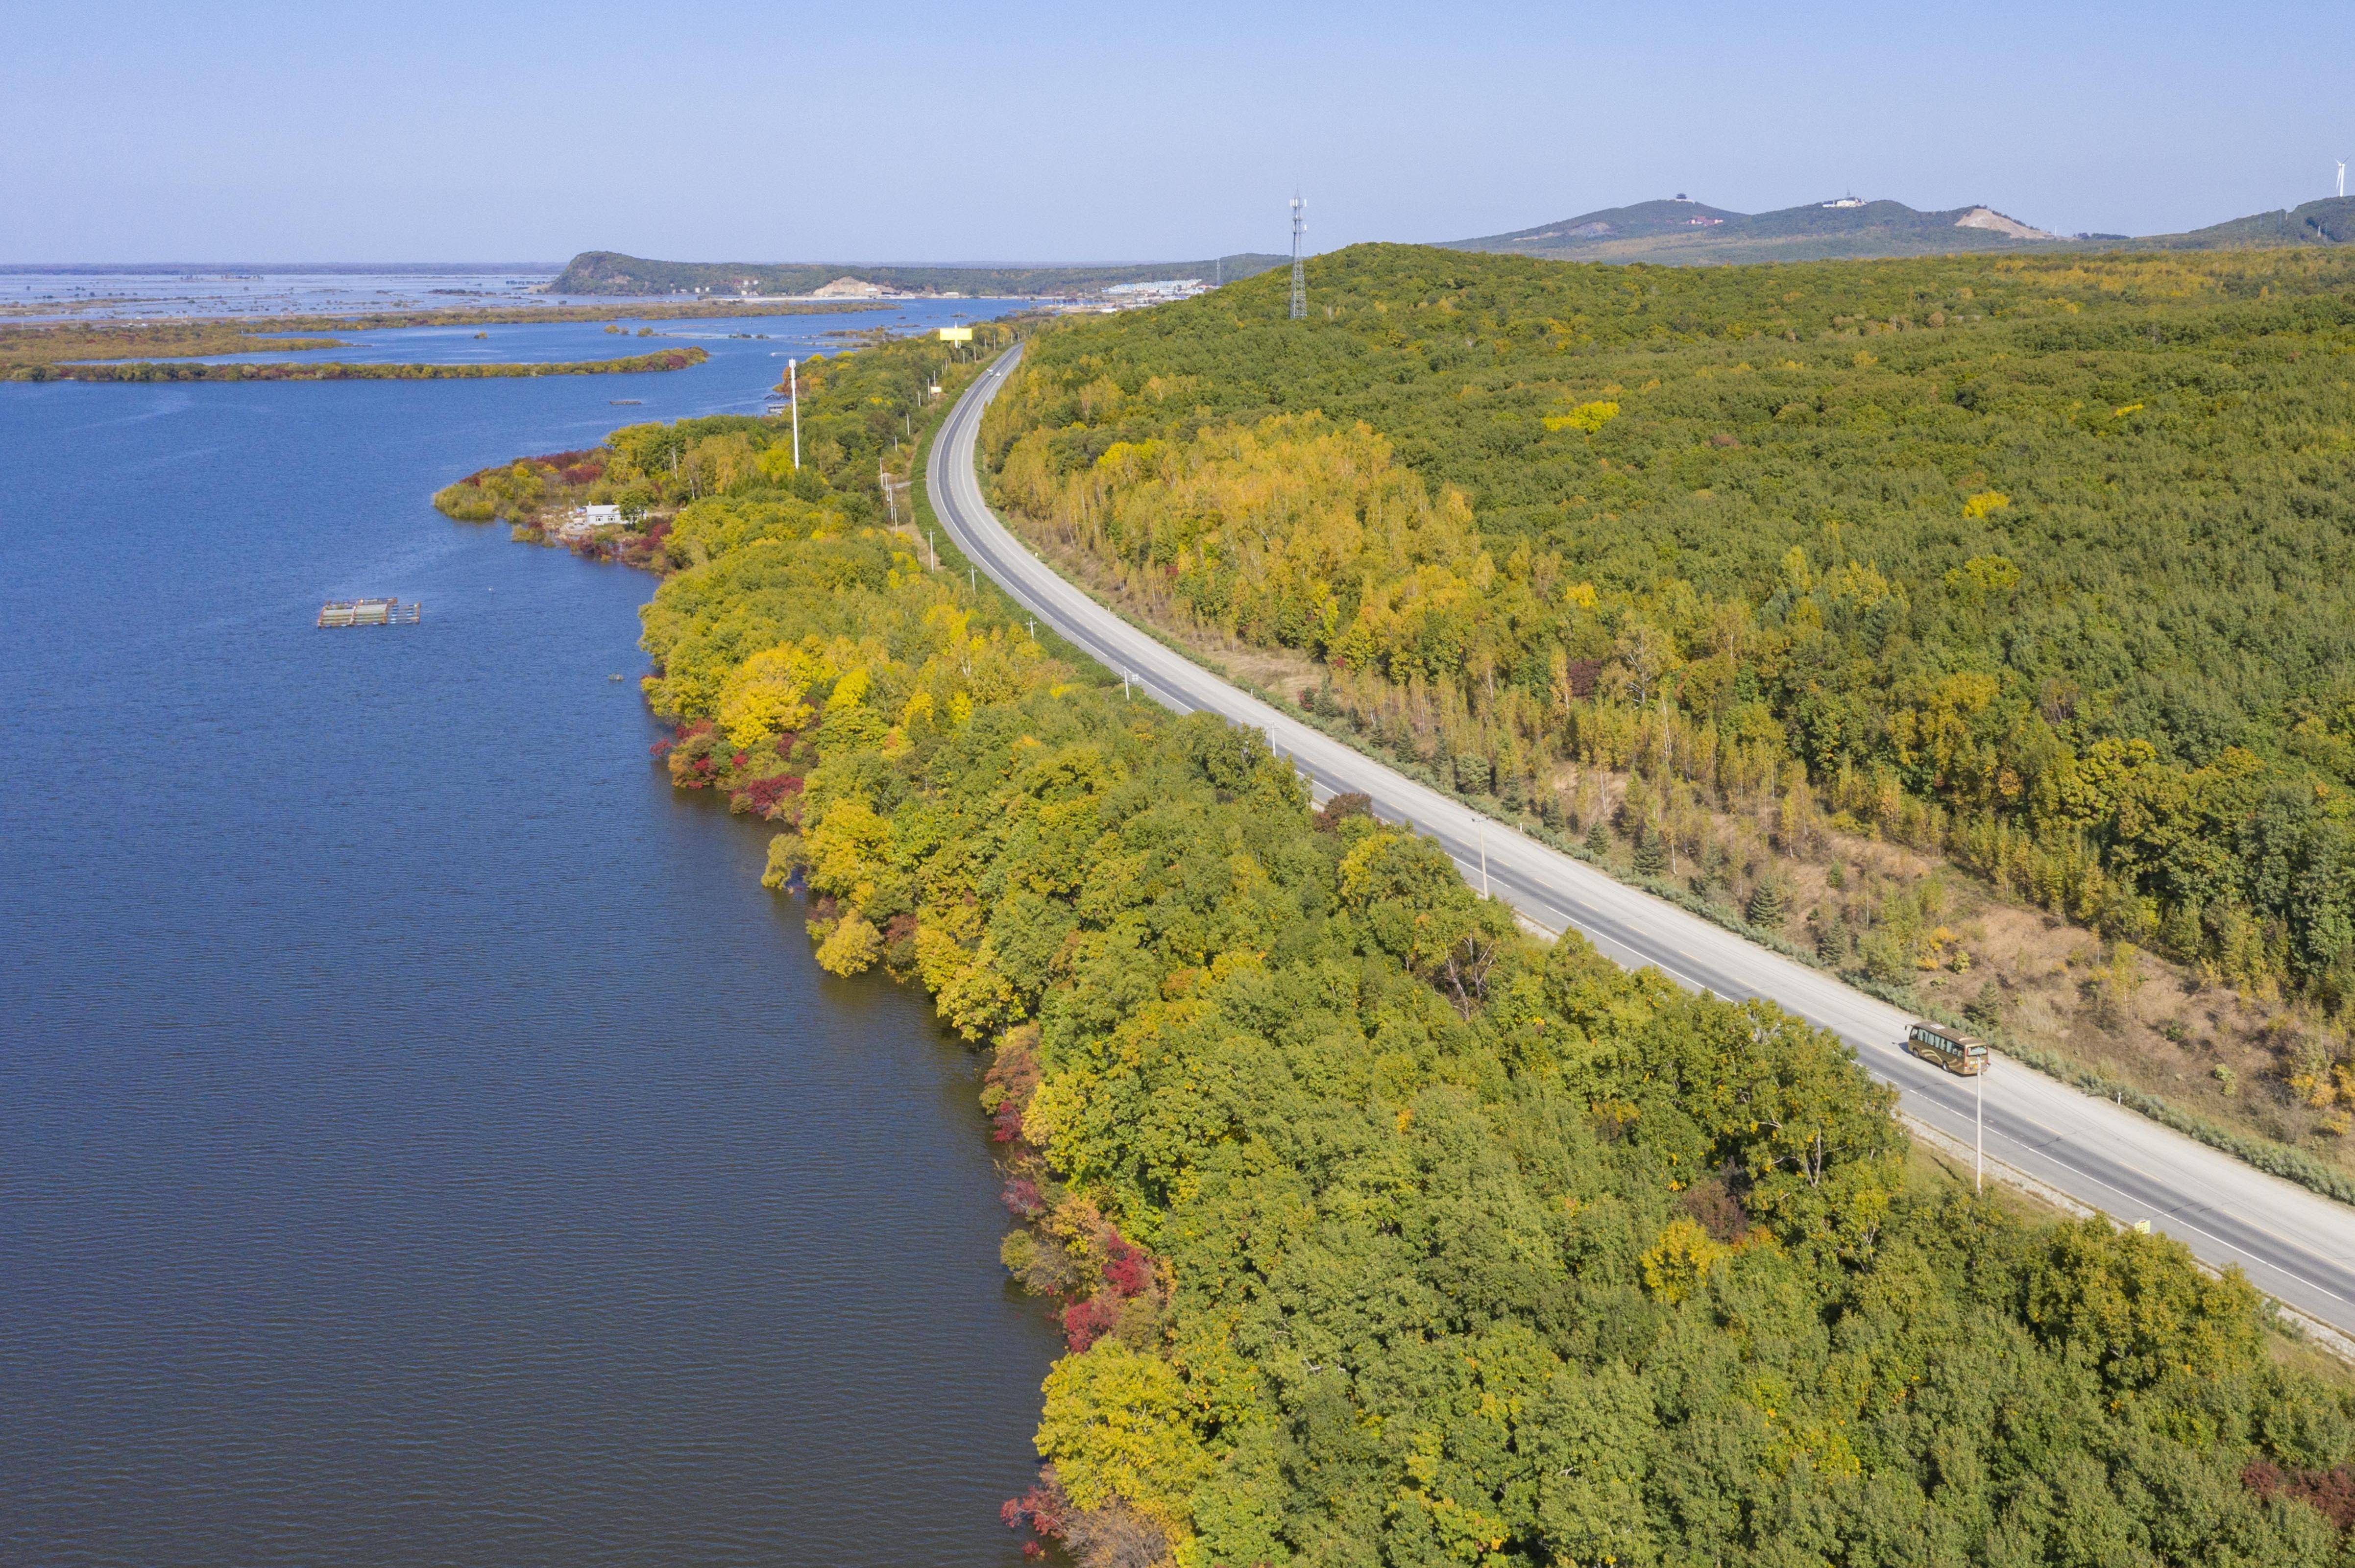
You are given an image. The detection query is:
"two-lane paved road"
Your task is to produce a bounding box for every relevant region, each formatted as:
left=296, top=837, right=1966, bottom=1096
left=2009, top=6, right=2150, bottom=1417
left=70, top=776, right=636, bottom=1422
left=929, top=345, right=2355, bottom=1337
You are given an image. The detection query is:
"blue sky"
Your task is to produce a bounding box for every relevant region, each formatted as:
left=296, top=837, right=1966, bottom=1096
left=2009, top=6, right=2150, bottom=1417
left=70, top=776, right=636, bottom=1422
left=4, top=0, right=2348, bottom=263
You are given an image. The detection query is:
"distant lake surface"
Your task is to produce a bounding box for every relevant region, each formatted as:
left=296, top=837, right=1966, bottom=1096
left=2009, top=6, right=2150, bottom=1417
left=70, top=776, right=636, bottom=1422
left=0, top=304, right=1057, bottom=1567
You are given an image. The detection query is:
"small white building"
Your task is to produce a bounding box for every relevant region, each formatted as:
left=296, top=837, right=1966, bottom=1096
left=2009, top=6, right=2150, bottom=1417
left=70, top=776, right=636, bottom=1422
left=552, top=503, right=625, bottom=541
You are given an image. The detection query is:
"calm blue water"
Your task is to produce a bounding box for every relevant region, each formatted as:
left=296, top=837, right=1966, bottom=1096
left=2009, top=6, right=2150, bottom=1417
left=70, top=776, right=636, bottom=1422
left=172, top=312, right=917, bottom=373
left=0, top=307, right=1058, bottom=1567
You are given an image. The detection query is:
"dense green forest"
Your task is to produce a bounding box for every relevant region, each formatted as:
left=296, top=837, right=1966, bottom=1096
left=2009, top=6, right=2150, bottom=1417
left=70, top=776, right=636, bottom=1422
left=451, top=328, right=2355, bottom=1567
left=980, top=244, right=2355, bottom=1012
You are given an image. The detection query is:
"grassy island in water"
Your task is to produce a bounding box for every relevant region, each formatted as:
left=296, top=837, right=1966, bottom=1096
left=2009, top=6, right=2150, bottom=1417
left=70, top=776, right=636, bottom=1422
left=0, top=298, right=870, bottom=381
left=436, top=321, right=2355, bottom=1568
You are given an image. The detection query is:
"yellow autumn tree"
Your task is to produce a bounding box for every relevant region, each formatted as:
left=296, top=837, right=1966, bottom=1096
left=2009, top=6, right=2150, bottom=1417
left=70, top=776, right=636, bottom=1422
left=1036, top=1340, right=1213, bottom=1533
left=1543, top=398, right=1619, bottom=434
left=801, top=795, right=892, bottom=911
left=1640, top=1217, right=1725, bottom=1304
left=717, top=642, right=832, bottom=748
left=814, top=911, right=882, bottom=975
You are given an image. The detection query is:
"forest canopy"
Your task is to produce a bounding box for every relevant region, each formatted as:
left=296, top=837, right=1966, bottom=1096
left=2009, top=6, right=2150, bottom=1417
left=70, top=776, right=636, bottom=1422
left=447, top=325, right=2355, bottom=1567
left=980, top=244, right=2355, bottom=1006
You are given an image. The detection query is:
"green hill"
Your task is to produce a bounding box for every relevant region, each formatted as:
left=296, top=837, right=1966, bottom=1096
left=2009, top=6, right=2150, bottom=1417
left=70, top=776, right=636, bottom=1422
left=1449, top=197, right=2069, bottom=264
left=1451, top=194, right=2355, bottom=265
left=549, top=250, right=1287, bottom=298
left=2143, top=196, right=2355, bottom=249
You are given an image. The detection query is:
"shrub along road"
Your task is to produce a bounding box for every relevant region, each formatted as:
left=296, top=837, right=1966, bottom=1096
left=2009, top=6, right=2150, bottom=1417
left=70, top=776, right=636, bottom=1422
left=930, top=344, right=2355, bottom=1339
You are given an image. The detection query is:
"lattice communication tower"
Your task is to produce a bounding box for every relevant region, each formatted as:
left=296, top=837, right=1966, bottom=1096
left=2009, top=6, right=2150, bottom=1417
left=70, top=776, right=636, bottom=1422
left=1289, top=195, right=1307, bottom=320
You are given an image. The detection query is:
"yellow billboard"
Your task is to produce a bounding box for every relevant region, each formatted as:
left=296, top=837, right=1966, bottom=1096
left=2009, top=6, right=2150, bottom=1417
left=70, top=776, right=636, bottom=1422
left=937, top=326, right=973, bottom=342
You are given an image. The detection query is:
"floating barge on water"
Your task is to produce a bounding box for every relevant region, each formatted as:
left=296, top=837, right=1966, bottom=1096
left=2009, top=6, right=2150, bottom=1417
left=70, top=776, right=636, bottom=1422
left=317, top=598, right=421, bottom=627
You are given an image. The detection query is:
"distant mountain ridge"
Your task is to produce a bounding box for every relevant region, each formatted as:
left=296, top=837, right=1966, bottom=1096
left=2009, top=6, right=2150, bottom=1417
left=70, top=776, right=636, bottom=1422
left=555, top=194, right=2355, bottom=301
left=1445, top=194, right=2355, bottom=265
left=549, top=251, right=1287, bottom=298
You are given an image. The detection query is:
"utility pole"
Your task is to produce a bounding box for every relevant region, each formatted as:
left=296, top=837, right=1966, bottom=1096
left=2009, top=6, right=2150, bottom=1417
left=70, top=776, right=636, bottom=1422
left=1289, top=195, right=1308, bottom=320
left=788, top=360, right=801, bottom=470
left=1976, top=1057, right=1986, bottom=1195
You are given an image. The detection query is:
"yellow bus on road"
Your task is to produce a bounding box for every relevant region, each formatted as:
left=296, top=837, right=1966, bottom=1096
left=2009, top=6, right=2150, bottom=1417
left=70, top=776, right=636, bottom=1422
left=1905, top=1021, right=1989, bottom=1076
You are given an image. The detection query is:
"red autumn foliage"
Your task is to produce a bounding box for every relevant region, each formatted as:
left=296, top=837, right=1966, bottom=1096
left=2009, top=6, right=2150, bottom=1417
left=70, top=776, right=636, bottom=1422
left=1002, top=1468, right=1070, bottom=1547
left=1062, top=1293, right=1122, bottom=1351
left=1100, top=1234, right=1152, bottom=1299
left=2245, top=1460, right=2355, bottom=1531
left=1314, top=791, right=1373, bottom=832
left=1563, top=657, right=1603, bottom=699
left=738, top=773, right=803, bottom=814
left=1001, top=1177, right=1044, bottom=1217
left=558, top=461, right=605, bottom=484
left=985, top=1034, right=1041, bottom=1124
left=985, top=1029, right=1043, bottom=1145
left=526, top=448, right=600, bottom=470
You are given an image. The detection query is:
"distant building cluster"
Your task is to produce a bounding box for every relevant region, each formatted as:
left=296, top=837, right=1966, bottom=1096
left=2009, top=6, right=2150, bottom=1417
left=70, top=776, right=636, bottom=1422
left=1094, top=278, right=1207, bottom=311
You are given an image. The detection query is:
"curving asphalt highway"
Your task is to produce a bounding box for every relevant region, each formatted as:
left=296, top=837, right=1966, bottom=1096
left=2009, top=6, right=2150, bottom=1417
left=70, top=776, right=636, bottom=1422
left=928, top=345, right=2355, bottom=1338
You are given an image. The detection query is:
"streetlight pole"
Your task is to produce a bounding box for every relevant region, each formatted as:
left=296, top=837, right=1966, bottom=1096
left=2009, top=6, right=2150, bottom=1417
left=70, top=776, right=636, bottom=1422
left=1976, top=1057, right=1985, bottom=1195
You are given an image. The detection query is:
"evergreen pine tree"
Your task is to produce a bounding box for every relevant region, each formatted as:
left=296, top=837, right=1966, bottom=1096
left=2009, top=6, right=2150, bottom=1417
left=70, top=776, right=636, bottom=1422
left=1746, top=877, right=1787, bottom=929
left=1584, top=820, right=1610, bottom=857
left=1815, top=913, right=1849, bottom=964
left=1633, top=829, right=1669, bottom=878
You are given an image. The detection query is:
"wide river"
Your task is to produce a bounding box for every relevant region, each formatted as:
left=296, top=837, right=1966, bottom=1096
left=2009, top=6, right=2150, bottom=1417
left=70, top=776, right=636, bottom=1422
left=0, top=304, right=1061, bottom=1566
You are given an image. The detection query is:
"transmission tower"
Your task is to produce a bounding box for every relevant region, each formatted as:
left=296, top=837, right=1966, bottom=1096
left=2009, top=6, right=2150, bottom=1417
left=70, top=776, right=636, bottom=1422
left=1289, top=194, right=1307, bottom=319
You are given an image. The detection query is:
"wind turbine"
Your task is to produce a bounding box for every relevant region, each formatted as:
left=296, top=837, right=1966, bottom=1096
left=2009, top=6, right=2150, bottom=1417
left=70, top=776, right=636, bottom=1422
left=2340, top=159, right=2348, bottom=199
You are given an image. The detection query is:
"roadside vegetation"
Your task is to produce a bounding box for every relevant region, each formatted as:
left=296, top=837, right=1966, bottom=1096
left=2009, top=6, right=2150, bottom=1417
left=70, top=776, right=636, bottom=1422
left=448, top=325, right=2355, bottom=1568
left=978, top=242, right=2355, bottom=1184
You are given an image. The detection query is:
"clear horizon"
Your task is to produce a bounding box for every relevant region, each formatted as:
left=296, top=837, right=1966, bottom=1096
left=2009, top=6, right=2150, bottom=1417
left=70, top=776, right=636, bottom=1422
left=6, top=0, right=2349, bottom=265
